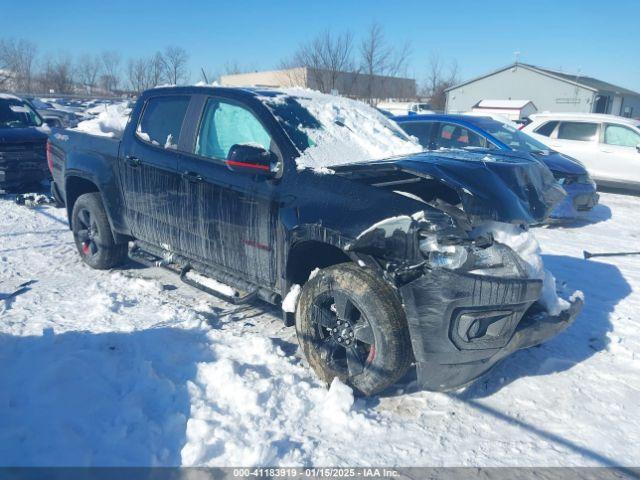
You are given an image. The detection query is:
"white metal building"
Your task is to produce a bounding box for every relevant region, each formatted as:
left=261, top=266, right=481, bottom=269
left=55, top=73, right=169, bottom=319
left=446, top=63, right=640, bottom=118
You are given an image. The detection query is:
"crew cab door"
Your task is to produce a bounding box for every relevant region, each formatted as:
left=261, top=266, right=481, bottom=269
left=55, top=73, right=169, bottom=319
left=599, top=123, right=640, bottom=184
left=119, top=95, right=191, bottom=249
left=175, top=94, right=279, bottom=288
left=547, top=121, right=602, bottom=177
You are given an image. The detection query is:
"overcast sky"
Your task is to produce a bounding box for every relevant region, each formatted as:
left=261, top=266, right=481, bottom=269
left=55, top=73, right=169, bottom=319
left=4, top=0, right=639, bottom=90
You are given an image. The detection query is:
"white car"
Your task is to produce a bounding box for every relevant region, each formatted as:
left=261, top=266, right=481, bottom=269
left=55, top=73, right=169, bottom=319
left=523, top=113, right=640, bottom=190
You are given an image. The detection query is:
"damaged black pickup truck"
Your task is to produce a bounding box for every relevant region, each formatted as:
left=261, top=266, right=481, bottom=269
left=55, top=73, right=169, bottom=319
left=48, top=86, right=582, bottom=395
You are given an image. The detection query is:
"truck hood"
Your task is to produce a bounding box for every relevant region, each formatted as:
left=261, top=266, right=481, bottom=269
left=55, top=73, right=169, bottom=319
left=333, top=149, right=566, bottom=226
left=530, top=150, right=586, bottom=176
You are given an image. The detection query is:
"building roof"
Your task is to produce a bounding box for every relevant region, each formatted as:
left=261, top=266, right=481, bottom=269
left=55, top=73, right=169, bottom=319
left=446, top=63, right=640, bottom=98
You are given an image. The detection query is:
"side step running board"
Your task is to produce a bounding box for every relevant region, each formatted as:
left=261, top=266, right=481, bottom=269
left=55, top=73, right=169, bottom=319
left=179, top=265, right=258, bottom=305
left=129, top=243, right=262, bottom=305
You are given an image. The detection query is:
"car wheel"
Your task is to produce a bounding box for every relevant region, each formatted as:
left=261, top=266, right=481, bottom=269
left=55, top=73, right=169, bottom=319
left=295, top=262, right=412, bottom=396
left=71, top=192, right=127, bottom=270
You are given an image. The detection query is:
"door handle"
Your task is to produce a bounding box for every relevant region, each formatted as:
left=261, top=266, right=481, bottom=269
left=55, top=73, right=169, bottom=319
left=182, top=171, right=203, bottom=183
left=125, top=155, right=141, bottom=167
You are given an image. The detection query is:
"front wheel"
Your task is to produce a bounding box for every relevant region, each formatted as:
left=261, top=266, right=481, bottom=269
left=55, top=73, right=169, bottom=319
left=71, top=192, right=127, bottom=270
left=295, top=263, right=412, bottom=396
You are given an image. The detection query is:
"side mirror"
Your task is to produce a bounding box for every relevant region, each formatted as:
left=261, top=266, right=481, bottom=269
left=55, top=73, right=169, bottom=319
left=636, top=144, right=640, bottom=154
left=226, top=144, right=275, bottom=177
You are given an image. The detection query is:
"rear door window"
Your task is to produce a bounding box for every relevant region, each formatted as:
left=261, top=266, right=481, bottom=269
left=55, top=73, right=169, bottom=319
left=557, top=122, right=598, bottom=142
left=604, top=124, right=640, bottom=147
left=136, top=96, right=190, bottom=150
left=399, top=121, right=433, bottom=147
left=534, top=121, right=558, bottom=137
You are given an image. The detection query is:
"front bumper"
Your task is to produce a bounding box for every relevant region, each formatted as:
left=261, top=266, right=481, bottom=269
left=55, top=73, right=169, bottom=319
left=549, top=182, right=599, bottom=218
left=399, top=268, right=583, bottom=391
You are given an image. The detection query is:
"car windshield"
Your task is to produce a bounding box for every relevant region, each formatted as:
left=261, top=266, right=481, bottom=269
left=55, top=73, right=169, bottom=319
left=471, top=117, right=550, bottom=153
left=260, top=89, right=421, bottom=170
left=0, top=99, right=43, bottom=128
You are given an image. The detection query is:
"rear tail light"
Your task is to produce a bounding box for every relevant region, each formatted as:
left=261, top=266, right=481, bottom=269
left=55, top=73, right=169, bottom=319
left=46, top=140, right=54, bottom=173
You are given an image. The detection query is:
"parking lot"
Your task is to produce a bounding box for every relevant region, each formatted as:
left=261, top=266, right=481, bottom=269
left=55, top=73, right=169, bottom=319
left=0, top=191, right=638, bottom=467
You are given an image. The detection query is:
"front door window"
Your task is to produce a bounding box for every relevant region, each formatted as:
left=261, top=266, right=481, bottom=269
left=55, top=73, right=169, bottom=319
left=195, top=99, right=272, bottom=160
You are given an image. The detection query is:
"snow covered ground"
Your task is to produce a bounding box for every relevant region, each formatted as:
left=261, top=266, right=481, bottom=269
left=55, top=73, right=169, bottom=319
left=0, top=192, right=638, bottom=467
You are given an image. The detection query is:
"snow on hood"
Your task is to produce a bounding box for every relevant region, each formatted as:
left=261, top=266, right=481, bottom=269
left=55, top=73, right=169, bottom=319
left=261, top=88, right=423, bottom=172
left=73, top=102, right=131, bottom=138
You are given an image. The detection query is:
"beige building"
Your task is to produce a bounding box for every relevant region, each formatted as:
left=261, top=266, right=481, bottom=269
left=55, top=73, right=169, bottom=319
left=220, top=67, right=416, bottom=102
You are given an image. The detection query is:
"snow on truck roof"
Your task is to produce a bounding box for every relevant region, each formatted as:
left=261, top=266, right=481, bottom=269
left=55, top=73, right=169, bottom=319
left=73, top=87, right=423, bottom=169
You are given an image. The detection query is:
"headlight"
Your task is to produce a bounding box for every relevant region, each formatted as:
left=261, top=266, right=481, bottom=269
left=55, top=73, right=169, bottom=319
left=420, top=234, right=469, bottom=270
left=420, top=231, right=527, bottom=277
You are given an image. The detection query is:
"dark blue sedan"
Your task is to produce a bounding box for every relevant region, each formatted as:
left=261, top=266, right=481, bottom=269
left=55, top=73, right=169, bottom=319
left=393, top=114, right=599, bottom=219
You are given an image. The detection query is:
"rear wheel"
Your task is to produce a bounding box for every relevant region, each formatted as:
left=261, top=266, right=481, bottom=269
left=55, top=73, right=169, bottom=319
left=71, top=192, right=127, bottom=269
left=295, top=263, right=412, bottom=396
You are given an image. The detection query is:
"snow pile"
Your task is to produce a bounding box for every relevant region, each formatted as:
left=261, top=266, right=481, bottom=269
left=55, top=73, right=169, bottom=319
left=263, top=88, right=422, bottom=172
left=476, top=222, right=572, bottom=315
left=73, top=102, right=130, bottom=138
left=2, top=194, right=640, bottom=467
left=281, top=284, right=301, bottom=313
left=181, top=335, right=373, bottom=466
left=184, top=270, right=236, bottom=298
left=321, top=378, right=355, bottom=420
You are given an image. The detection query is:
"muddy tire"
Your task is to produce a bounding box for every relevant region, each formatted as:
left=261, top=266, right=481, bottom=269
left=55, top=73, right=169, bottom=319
left=71, top=193, right=127, bottom=270
left=295, top=262, right=412, bottom=396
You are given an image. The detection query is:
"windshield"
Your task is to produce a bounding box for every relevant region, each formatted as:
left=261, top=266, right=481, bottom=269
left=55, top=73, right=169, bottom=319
left=260, top=88, right=421, bottom=171
left=0, top=99, right=43, bottom=128
left=471, top=117, right=550, bottom=153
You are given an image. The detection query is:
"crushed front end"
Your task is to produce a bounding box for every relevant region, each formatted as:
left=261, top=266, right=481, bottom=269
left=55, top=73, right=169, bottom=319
left=350, top=207, right=583, bottom=392
left=399, top=264, right=582, bottom=391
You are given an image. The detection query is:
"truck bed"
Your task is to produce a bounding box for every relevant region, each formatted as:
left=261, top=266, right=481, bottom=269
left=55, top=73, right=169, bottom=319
left=51, top=129, right=121, bottom=159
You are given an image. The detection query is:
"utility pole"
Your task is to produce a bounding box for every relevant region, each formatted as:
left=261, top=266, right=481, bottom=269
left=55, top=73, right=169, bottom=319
left=513, top=51, right=521, bottom=66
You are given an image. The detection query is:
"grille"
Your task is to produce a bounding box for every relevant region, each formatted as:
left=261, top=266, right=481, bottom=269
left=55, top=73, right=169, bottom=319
left=0, top=141, right=47, bottom=170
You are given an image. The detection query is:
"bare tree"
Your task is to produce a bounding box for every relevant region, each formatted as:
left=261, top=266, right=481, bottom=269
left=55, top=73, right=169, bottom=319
left=0, top=38, right=38, bottom=92
left=0, top=39, right=12, bottom=88
left=76, top=53, right=102, bottom=93
left=148, top=52, right=165, bottom=87
left=282, top=30, right=356, bottom=94
left=421, top=53, right=458, bottom=111
left=359, top=23, right=412, bottom=104
left=41, top=54, right=75, bottom=94
left=161, top=46, right=189, bottom=85
left=100, top=51, right=121, bottom=93
left=127, top=57, right=150, bottom=93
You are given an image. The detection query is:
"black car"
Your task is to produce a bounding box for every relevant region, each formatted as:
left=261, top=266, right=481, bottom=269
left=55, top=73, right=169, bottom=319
left=48, top=86, right=582, bottom=396
left=0, top=94, right=50, bottom=192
